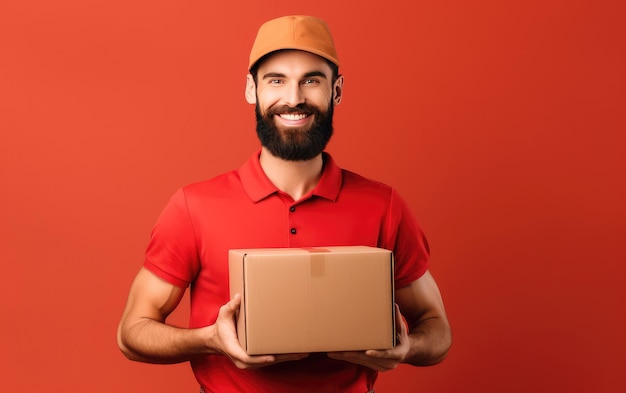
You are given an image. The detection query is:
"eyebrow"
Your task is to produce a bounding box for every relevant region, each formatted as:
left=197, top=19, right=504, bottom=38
left=261, top=71, right=328, bottom=80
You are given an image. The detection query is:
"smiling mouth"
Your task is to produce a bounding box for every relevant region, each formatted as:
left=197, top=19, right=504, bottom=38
left=279, top=113, right=309, bottom=121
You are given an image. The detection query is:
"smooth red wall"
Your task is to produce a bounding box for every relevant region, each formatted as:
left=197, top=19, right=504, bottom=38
left=1, top=1, right=624, bottom=392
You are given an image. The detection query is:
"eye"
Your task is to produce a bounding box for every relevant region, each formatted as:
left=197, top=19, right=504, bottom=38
left=302, top=79, right=320, bottom=85
left=268, top=79, right=284, bottom=85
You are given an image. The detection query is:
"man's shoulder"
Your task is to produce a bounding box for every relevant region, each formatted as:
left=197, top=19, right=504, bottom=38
left=341, top=168, right=393, bottom=192
left=180, top=169, right=243, bottom=197
left=336, top=168, right=402, bottom=209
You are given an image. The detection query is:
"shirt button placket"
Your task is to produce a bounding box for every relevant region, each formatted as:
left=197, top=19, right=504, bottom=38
left=289, top=206, right=296, bottom=235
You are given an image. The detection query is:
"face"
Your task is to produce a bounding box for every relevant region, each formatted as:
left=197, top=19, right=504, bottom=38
left=246, top=50, right=343, bottom=161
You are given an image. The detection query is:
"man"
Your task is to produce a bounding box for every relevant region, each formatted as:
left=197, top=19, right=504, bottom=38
left=118, top=15, right=451, bottom=393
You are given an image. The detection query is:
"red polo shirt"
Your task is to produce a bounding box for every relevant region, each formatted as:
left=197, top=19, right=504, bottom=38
left=144, top=151, right=430, bottom=393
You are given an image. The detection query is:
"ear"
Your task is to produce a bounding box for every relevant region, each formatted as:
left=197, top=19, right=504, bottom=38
left=245, top=74, right=257, bottom=104
left=332, top=75, right=344, bottom=105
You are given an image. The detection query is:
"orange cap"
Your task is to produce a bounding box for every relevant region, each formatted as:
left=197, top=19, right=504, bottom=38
left=248, top=15, right=340, bottom=70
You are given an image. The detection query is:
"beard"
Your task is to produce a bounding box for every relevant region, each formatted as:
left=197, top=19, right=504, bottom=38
left=255, top=100, right=334, bottom=161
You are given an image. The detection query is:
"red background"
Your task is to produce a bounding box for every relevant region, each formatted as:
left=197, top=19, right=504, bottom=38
left=1, top=1, right=624, bottom=392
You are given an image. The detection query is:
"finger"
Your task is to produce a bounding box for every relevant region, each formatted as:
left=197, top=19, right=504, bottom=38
left=225, top=293, right=242, bottom=314
left=232, top=358, right=276, bottom=369
left=364, top=347, right=400, bottom=360
left=272, top=353, right=309, bottom=362
left=233, top=353, right=308, bottom=369
left=394, top=303, right=408, bottom=335
left=217, top=299, right=238, bottom=322
left=228, top=347, right=278, bottom=368
left=238, top=354, right=277, bottom=365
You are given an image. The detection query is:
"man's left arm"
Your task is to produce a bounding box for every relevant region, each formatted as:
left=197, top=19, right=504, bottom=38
left=327, top=270, right=451, bottom=371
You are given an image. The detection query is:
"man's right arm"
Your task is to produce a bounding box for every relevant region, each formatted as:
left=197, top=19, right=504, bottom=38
left=117, top=267, right=305, bottom=367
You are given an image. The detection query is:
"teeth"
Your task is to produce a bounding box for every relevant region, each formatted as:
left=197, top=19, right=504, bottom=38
left=280, top=113, right=307, bottom=121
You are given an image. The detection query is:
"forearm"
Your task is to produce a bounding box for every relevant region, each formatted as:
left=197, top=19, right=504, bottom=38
left=117, top=318, right=216, bottom=364
left=403, top=316, right=451, bottom=366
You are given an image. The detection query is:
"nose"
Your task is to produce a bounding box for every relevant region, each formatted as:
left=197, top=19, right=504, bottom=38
left=283, top=81, right=305, bottom=107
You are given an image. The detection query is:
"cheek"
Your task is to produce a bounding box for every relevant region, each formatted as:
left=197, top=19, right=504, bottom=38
left=256, top=91, right=282, bottom=113
left=313, top=88, right=333, bottom=107
left=311, top=94, right=332, bottom=111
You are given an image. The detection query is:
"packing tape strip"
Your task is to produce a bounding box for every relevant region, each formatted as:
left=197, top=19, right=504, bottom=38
left=302, top=247, right=330, bottom=277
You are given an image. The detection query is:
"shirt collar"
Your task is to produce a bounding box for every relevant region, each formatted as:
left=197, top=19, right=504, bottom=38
left=239, top=150, right=343, bottom=203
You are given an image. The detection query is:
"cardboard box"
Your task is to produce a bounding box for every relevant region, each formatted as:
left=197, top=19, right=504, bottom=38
left=228, top=246, right=395, bottom=355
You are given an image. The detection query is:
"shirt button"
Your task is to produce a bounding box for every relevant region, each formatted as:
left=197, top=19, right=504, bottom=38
left=289, top=206, right=296, bottom=212
left=290, top=228, right=297, bottom=234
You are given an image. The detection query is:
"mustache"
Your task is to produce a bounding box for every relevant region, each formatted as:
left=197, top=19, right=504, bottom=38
left=267, top=104, right=317, bottom=116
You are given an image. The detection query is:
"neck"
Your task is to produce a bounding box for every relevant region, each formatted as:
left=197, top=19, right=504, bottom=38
left=259, top=147, right=324, bottom=201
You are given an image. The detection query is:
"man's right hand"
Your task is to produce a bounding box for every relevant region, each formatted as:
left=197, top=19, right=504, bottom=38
left=118, top=268, right=308, bottom=366
left=208, top=293, right=309, bottom=369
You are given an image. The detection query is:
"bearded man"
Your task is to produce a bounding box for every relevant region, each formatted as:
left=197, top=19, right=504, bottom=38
left=118, top=15, right=451, bottom=393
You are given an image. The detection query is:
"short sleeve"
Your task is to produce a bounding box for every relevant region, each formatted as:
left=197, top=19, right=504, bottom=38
left=385, top=189, right=430, bottom=288
left=143, top=188, right=200, bottom=288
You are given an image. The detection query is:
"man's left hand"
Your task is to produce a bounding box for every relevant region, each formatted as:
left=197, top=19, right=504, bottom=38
left=327, top=304, right=409, bottom=371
